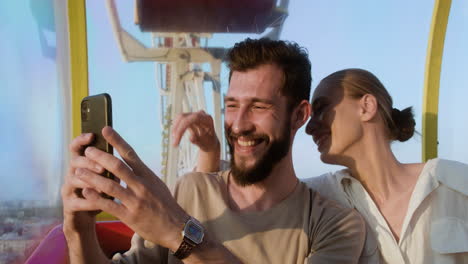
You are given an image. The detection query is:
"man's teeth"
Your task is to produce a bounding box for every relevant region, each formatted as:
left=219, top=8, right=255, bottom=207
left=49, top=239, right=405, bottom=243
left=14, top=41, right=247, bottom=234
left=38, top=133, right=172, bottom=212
left=238, top=139, right=256, bottom=147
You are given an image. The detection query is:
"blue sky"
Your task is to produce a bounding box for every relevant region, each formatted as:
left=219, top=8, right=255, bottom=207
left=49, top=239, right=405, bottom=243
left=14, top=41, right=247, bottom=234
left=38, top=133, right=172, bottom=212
left=1, top=0, right=467, bottom=202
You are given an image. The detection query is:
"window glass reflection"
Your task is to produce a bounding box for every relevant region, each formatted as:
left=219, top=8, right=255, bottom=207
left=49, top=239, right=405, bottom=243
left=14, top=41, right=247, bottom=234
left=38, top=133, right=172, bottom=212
left=0, top=1, right=64, bottom=263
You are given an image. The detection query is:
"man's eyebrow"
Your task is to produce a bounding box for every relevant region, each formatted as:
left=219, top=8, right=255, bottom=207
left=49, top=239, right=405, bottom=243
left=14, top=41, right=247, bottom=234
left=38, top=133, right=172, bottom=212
left=251, top=98, right=275, bottom=105
left=224, top=96, right=236, bottom=102
left=224, top=97, right=275, bottom=105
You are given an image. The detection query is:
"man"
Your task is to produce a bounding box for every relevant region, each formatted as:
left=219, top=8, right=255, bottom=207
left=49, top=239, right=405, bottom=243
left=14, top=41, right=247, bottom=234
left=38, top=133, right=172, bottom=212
left=62, top=38, right=365, bottom=264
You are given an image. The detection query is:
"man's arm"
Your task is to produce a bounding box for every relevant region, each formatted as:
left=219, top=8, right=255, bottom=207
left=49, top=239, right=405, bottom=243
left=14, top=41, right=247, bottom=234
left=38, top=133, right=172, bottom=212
left=185, top=232, right=242, bottom=264
left=62, top=219, right=109, bottom=264
left=76, top=126, right=242, bottom=263
left=171, top=111, right=221, bottom=173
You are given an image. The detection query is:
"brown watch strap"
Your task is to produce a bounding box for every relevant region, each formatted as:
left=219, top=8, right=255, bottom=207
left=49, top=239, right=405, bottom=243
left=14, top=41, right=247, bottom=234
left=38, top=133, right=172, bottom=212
left=173, top=237, right=196, bottom=259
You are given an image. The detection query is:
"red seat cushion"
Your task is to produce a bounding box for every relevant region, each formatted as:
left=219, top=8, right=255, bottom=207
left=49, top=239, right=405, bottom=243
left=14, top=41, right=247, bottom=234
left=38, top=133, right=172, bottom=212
left=25, top=221, right=133, bottom=264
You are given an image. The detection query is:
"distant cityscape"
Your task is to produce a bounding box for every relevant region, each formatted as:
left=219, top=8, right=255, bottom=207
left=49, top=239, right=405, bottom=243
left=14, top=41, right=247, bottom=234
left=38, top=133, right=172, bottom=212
left=0, top=200, right=61, bottom=264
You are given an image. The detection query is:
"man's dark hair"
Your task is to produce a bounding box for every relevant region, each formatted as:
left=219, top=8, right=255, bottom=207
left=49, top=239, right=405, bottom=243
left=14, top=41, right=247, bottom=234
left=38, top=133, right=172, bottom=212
left=227, top=38, right=312, bottom=108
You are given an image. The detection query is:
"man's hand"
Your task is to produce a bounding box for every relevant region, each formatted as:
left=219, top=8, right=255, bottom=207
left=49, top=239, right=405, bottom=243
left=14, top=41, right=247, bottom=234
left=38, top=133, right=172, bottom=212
left=61, top=133, right=106, bottom=231
left=171, top=111, right=221, bottom=172
left=61, top=128, right=241, bottom=264
left=61, top=133, right=113, bottom=264
left=75, top=126, right=189, bottom=251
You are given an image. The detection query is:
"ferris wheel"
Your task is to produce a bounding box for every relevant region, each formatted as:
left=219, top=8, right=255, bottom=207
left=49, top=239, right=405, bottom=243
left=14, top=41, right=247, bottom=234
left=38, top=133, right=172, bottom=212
left=105, top=0, right=290, bottom=188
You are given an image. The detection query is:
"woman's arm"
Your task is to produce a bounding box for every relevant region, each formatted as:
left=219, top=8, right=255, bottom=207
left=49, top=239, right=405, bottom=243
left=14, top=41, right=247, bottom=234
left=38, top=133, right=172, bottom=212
left=171, top=111, right=221, bottom=172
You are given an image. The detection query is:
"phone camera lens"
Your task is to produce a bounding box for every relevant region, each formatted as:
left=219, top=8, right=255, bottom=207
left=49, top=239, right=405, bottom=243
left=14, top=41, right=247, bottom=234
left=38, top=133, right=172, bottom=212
left=81, top=101, right=90, bottom=121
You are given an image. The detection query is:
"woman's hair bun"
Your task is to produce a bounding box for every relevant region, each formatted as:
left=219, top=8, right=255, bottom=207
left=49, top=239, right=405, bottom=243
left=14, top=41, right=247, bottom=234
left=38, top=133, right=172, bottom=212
left=391, top=107, right=415, bottom=142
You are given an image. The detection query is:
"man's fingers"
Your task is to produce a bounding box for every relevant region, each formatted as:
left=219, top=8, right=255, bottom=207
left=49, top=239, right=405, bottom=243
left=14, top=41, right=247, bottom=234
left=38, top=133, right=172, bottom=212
left=101, top=126, right=147, bottom=174
left=62, top=169, right=96, bottom=198
left=82, top=188, right=127, bottom=217
left=70, top=156, right=104, bottom=174
left=83, top=146, right=140, bottom=187
left=61, top=179, right=90, bottom=199
left=76, top=167, right=135, bottom=205
left=68, top=175, right=94, bottom=190
left=65, top=197, right=102, bottom=212
left=69, top=133, right=94, bottom=157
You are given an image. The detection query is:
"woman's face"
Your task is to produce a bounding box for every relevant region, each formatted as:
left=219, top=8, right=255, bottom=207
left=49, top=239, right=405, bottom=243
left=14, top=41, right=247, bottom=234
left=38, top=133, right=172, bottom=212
left=305, top=83, right=363, bottom=165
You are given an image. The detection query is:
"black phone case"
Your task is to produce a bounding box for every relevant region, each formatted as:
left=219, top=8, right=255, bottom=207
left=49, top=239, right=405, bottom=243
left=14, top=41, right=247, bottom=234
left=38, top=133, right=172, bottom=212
left=80, top=93, right=114, bottom=199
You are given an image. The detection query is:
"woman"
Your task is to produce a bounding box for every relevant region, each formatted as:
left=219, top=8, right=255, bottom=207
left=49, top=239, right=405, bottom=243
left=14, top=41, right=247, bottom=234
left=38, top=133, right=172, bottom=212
left=173, top=68, right=468, bottom=263
left=303, top=69, right=468, bottom=263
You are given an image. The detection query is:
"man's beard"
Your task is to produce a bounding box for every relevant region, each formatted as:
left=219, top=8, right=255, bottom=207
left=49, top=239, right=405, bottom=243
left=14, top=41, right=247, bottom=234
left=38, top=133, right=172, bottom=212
left=226, top=121, right=291, bottom=186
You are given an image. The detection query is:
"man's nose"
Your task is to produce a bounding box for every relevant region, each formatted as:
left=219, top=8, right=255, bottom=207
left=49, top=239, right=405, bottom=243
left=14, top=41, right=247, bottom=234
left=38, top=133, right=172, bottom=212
left=231, top=108, right=254, bottom=134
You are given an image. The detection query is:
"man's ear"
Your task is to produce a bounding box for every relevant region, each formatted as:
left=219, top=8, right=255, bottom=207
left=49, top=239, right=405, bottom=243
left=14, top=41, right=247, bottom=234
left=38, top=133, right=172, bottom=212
left=292, top=100, right=311, bottom=130
left=359, top=94, right=378, bottom=122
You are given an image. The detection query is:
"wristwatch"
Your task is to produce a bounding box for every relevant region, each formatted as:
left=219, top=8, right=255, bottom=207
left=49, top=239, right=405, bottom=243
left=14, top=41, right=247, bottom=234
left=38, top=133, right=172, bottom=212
left=172, top=217, right=205, bottom=259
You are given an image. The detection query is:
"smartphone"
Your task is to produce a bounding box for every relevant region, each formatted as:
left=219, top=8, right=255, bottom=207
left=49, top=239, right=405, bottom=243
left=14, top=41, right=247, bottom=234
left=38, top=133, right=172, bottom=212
left=80, top=93, right=114, bottom=199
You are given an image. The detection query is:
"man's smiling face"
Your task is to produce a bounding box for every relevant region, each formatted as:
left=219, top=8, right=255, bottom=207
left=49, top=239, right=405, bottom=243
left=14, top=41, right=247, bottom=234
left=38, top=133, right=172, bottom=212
left=224, top=63, right=293, bottom=186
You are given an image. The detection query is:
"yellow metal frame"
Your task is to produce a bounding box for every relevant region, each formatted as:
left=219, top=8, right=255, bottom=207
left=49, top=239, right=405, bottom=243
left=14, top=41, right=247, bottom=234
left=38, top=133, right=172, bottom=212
left=67, top=0, right=115, bottom=221
left=422, top=0, right=451, bottom=161
left=68, top=0, right=89, bottom=138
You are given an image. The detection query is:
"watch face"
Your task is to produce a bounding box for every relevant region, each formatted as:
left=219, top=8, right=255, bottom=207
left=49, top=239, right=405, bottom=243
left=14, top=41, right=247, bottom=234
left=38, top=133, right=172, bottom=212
left=184, top=219, right=204, bottom=244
